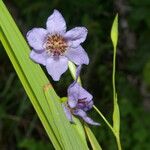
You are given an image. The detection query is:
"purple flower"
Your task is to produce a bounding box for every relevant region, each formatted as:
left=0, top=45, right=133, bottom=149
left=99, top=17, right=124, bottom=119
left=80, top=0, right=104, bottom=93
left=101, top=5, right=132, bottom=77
left=26, top=10, right=89, bottom=81
left=63, top=66, right=100, bottom=126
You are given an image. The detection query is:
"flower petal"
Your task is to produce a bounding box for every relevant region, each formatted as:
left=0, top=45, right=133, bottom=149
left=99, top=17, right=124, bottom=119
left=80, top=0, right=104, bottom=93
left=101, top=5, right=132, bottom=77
left=66, top=46, right=89, bottom=65
left=26, top=28, right=47, bottom=51
left=77, top=100, right=93, bottom=111
left=69, top=83, right=93, bottom=101
left=30, top=50, right=48, bottom=66
left=68, top=83, right=93, bottom=109
left=73, top=109, right=100, bottom=126
left=62, top=103, right=73, bottom=122
left=46, top=10, right=66, bottom=34
left=67, top=92, right=79, bottom=108
left=46, top=56, right=68, bottom=81
left=65, top=27, right=88, bottom=47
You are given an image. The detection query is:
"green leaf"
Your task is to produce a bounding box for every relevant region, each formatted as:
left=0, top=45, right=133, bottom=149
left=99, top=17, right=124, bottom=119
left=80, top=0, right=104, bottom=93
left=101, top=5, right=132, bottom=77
left=44, top=85, right=89, bottom=150
left=18, top=138, right=53, bottom=150
left=0, top=22, right=62, bottom=150
left=0, top=1, right=89, bottom=149
left=72, top=117, right=88, bottom=147
left=111, top=14, right=118, bottom=49
left=84, top=125, right=102, bottom=150
left=113, top=94, right=120, bottom=134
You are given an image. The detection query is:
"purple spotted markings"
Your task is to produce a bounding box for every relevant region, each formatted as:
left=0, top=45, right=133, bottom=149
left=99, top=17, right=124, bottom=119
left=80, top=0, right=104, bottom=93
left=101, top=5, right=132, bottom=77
left=62, top=66, right=100, bottom=126
left=44, top=34, right=67, bottom=56
left=26, top=10, right=89, bottom=81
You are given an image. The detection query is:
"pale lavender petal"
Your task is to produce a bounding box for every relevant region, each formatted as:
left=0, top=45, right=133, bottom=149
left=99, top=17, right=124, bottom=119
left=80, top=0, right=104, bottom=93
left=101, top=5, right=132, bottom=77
left=68, top=83, right=93, bottom=102
left=73, top=109, right=100, bottom=126
left=62, top=103, right=73, bottom=122
left=46, top=10, right=66, bottom=34
left=65, top=46, right=89, bottom=65
left=30, top=50, right=48, bottom=66
left=67, top=92, right=78, bottom=108
left=75, top=65, right=82, bottom=81
left=65, top=27, right=88, bottom=47
left=77, top=100, right=93, bottom=111
left=84, top=100, right=93, bottom=111
left=68, top=82, right=93, bottom=109
left=26, top=28, right=47, bottom=51
left=46, top=56, right=68, bottom=81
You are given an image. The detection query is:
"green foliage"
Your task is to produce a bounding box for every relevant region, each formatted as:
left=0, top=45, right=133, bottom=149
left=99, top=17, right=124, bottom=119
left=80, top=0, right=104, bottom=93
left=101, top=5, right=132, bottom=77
left=111, top=14, right=120, bottom=135
left=0, top=1, right=89, bottom=149
left=84, top=124, right=102, bottom=150
left=111, top=14, right=118, bottom=49
left=18, top=138, right=54, bottom=150
left=143, top=61, right=150, bottom=85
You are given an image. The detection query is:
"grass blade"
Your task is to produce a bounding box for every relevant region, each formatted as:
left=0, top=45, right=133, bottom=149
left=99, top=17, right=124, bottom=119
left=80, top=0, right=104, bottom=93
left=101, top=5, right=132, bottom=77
left=84, top=125, right=102, bottom=150
left=0, top=28, right=62, bottom=150
left=0, top=1, right=89, bottom=149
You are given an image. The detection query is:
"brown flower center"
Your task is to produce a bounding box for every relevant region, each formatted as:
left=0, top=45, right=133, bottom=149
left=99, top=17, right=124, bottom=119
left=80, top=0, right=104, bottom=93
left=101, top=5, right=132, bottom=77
left=44, top=34, right=68, bottom=56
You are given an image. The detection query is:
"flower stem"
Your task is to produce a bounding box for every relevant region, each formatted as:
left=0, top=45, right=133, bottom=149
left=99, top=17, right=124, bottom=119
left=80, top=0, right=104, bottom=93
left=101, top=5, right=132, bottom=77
left=93, top=105, right=115, bottom=135
left=112, top=46, right=116, bottom=107
left=115, top=134, right=122, bottom=150
left=93, top=105, right=122, bottom=150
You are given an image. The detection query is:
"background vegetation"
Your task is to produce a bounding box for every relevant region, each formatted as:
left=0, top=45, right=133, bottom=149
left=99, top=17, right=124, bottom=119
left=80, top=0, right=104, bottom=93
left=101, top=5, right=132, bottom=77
left=0, top=0, right=150, bottom=149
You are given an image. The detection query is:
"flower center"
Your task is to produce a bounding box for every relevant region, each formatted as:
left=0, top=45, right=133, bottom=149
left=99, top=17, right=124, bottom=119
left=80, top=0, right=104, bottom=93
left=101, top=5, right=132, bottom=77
left=44, top=34, right=68, bottom=56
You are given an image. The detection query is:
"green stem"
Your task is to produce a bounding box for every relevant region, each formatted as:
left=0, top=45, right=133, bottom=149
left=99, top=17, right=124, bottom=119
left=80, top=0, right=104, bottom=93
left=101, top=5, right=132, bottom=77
left=112, top=46, right=122, bottom=150
left=115, top=135, right=122, bottom=150
left=93, top=105, right=122, bottom=150
left=112, top=46, right=116, bottom=105
left=93, top=105, right=115, bottom=135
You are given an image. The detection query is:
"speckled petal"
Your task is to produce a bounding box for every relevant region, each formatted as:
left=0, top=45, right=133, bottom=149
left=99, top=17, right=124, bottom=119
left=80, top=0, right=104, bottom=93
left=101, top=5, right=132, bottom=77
left=65, top=27, right=87, bottom=47
left=26, top=28, right=47, bottom=51
left=46, top=10, right=66, bottom=34
left=30, top=50, right=48, bottom=66
left=46, top=56, right=68, bottom=81
left=66, top=46, right=89, bottom=65
left=68, top=83, right=93, bottom=102
left=73, top=109, right=100, bottom=126
left=77, top=100, right=93, bottom=111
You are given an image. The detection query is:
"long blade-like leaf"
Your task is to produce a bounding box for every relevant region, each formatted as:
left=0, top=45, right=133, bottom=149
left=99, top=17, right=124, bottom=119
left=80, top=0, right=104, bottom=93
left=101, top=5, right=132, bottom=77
left=0, top=1, right=89, bottom=149
left=84, top=125, right=102, bottom=150
left=0, top=28, right=62, bottom=150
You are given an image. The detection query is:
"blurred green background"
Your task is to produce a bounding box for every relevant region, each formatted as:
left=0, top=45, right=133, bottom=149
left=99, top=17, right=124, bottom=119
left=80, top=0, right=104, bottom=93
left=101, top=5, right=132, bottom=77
left=0, top=0, right=150, bottom=149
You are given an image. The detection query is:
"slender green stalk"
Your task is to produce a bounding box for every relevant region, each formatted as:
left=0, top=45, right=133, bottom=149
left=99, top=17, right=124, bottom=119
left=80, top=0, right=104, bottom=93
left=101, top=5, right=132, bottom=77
left=111, top=14, right=122, bottom=150
left=115, top=135, right=122, bottom=150
left=93, top=105, right=114, bottom=135
left=112, top=45, right=116, bottom=106
left=112, top=46, right=122, bottom=150
left=94, top=104, right=122, bottom=150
